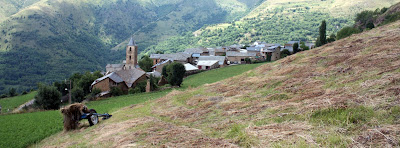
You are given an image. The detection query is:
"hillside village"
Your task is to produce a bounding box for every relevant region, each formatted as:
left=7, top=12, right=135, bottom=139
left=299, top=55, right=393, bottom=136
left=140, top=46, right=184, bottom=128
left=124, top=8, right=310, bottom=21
left=2, top=1, right=400, bottom=148
left=91, top=36, right=314, bottom=98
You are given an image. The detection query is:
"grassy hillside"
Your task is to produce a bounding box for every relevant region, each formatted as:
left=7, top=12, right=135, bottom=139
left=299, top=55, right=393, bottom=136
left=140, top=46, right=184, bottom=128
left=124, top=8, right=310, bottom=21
left=0, top=0, right=263, bottom=94
left=0, top=63, right=262, bottom=148
left=0, top=91, right=37, bottom=114
left=142, top=0, right=400, bottom=54
left=37, top=20, right=400, bottom=147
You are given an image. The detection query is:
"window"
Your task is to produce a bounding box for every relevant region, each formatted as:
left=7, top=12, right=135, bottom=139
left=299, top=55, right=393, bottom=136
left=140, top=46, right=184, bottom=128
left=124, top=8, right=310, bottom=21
left=129, top=56, right=131, bottom=60
left=129, top=47, right=132, bottom=51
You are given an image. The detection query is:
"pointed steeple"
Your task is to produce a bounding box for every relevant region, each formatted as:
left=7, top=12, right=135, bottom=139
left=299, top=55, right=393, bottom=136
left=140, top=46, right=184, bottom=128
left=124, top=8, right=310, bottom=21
left=127, top=36, right=136, bottom=46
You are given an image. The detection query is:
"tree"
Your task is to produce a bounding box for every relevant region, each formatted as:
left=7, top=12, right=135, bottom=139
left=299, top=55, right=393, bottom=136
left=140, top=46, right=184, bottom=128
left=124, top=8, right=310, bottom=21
left=34, top=84, right=61, bottom=110
left=300, top=42, right=309, bottom=51
left=165, top=62, right=186, bottom=87
left=327, top=33, right=336, bottom=43
left=317, top=20, right=327, bottom=47
left=293, top=43, right=299, bottom=53
left=8, top=88, right=17, bottom=97
left=337, top=27, right=360, bottom=40
left=71, top=87, right=85, bottom=103
left=76, top=72, right=102, bottom=95
left=138, top=55, right=153, bottom=72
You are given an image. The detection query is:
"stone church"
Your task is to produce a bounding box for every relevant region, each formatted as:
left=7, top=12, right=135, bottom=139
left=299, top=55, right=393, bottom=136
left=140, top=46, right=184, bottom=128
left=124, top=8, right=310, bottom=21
left=106, top=37, right=140, bottom=72
left=91, top=37, right=147, bottom=97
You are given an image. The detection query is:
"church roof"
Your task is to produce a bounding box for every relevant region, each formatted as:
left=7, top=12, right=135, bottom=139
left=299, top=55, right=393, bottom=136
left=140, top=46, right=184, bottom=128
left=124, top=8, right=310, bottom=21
left=128, top=37, right=136, bottom=46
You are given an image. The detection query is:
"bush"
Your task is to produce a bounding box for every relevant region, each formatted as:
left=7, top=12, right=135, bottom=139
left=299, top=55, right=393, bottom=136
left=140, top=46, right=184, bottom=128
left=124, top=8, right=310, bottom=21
left=129, top=80, right=147, bottom=94
left=34, top=84, right=61, bottom=110
left=110, top=87, right=124, bottom=97
left=244, top=58, right=251, bottom=64
left=85, top=88, right=101, bottom=101
left=0, top=94, right=7, bottom=99
left=280, top=49, right=291, bottom=58
left=336, top=27, right=360, bottom=40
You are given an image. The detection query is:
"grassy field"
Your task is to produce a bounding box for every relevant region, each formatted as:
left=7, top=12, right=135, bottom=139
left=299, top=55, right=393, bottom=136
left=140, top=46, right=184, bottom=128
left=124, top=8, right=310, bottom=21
left=0, top=92, right=37, bottom=114
left=0, top=63, right=264, bottom=148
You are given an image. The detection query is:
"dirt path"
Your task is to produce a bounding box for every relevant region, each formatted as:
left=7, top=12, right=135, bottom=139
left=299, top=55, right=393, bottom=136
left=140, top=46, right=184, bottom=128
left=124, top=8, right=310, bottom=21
left=13, top=99, right=35, bottom=113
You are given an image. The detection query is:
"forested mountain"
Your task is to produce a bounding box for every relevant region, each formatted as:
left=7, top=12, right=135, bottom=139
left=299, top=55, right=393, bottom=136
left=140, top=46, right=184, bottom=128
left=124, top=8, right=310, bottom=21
left=142, top=0, right=400, bottom=54
left=0, top=0, right=263, bottom=94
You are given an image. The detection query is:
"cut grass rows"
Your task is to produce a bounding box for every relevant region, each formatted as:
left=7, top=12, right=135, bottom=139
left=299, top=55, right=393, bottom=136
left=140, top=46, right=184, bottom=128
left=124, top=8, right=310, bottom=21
left=0, top=63, right=264, bottom=148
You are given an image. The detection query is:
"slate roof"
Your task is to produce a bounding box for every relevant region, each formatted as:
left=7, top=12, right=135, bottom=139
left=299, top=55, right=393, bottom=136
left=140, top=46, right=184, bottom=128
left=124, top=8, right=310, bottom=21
left=246, top=47, right=262, bottom=52
left=226, top=51, right=257, bottom=57
left=106, top=64, right=124, bottom=68
left=91, top=72, right=124, bottom=87
left=184, top=63, right=199, bottom=71
left=150, top=53, right=191, bottom=61
left=150, top=54, right=162, bottom=59
left=151, top=59, right=172, bottom=68
left=184, top=47, right=207, bottom=54
left=127, top=37, right=136, bottom=46
left=198, top=56, right=226, bottom=65
left=146, top=71, right=162, bottom=78
left=115, top=69, right=146, bottom=88
left=197, top=60, right=219, bottom=66
left=287, top=41, right=300, bottom=45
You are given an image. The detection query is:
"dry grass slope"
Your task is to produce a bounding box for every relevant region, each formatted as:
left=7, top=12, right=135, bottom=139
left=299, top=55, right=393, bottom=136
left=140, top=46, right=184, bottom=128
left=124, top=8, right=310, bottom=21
left=37, top=21, right=400, bottom=147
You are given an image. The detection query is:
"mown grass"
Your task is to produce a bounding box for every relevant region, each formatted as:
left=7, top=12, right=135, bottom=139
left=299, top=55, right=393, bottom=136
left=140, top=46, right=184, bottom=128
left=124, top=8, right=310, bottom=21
left=0, top=91, right=37, bottom=114
left=0, top=63, right=264, bottom=148
left=225, top=124, right=258, bottom=148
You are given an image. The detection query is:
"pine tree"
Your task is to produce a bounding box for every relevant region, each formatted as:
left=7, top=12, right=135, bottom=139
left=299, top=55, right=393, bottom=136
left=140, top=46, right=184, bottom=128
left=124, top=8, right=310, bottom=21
left=318, top=20, right=327, bottom=47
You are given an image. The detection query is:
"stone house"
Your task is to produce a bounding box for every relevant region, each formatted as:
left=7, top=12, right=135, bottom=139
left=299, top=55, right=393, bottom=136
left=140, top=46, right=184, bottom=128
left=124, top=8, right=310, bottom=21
left=283, top=41, right=300, bottom=53
left=151, top=59, right=172, bottom=73
left=197, top=60, right=219, bottom=70
left=91, top=69, right=147, bottom=97
left=150, top=52, right=193, bottom=65
left=226, top=51, right=257, bottom=64
left=262, top=46, right=281, bottom=61
left=198, top=56, right=228, bottom=67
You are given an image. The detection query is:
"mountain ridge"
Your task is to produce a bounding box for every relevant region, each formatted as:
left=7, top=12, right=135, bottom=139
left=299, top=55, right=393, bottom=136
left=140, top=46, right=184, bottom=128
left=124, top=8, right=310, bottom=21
left=0, top=0, right=262, bottom=94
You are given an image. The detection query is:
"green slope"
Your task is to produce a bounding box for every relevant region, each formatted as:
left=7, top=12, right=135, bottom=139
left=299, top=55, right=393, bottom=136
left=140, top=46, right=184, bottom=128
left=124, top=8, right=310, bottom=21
left=0, top=91, right=37, bottom=114
left=142, top=0, right=400, bottom=54
left=0, top=0, right=263, bottom=94
left=0, top=63, right=263, bottom=148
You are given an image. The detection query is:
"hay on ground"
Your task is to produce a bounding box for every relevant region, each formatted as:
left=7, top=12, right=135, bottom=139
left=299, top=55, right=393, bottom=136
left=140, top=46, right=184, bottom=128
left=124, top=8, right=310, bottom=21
left=60, top=103, right=90, bottom=131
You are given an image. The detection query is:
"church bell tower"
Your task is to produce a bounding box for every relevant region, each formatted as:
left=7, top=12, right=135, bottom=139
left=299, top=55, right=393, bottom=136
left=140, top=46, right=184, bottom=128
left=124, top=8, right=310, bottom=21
left=125, top=37, right=138, bottom=70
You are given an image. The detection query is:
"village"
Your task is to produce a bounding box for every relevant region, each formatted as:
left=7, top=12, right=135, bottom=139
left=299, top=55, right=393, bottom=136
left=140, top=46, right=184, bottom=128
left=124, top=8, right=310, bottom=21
left=91, top=37, right=315, bottom=98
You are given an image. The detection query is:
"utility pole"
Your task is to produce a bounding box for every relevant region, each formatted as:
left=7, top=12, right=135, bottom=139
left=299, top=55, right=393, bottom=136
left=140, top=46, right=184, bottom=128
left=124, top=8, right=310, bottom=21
left=69, top=80, right=71, bottom=104
left=65, top=79, right=72, bottom=104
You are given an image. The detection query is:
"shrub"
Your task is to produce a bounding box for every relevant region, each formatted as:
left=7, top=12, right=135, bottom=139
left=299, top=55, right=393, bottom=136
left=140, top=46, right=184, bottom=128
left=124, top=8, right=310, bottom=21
left=130, top=80, right=147, bottom=94
left=85, top=88, right=101, bottom=100
left=110, top=87, right=124, bottom=97
left=34, top=84, right=61, bottom=110
left=8, top=88, right=17, bottom=97
left=336, top=27, right=360, bottom=40
left=280, top=49, right=291, bottom=58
